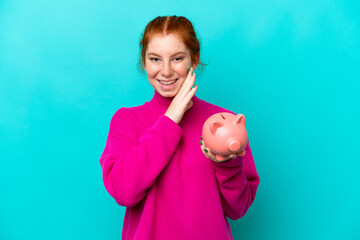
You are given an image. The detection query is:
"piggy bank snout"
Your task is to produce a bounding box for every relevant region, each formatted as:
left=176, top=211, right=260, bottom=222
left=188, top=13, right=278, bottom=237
left=228, top=139, right=241, bottom=152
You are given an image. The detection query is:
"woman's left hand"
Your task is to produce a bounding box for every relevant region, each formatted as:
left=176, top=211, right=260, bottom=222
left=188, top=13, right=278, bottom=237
left=199, top=137, right=237, bottom=163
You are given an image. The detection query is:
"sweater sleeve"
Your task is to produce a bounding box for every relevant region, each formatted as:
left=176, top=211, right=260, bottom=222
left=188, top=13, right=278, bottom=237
left=211, top=141, right=260, bottom=220
left=99, top=108, right=183, bottom=207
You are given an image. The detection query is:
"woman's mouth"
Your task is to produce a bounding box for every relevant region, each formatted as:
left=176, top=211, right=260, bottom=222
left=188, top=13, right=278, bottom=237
left=158, top=79, right=179, bottom=87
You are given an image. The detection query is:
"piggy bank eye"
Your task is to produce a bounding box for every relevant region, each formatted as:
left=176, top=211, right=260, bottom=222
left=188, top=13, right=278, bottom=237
left=220, top=114, right=225, bottom=119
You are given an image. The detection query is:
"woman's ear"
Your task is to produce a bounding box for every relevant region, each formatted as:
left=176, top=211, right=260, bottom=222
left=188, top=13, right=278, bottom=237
left=192, top=53, right=200, bottom=70
left=143, top=61, right=147, bottom=72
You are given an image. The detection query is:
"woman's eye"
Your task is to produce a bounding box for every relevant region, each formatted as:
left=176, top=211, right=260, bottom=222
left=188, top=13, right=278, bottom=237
left=149, top=57, right=183, bottom=62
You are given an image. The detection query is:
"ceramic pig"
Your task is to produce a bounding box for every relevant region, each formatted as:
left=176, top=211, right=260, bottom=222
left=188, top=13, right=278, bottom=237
left=202, top=112, right=248, bottom=161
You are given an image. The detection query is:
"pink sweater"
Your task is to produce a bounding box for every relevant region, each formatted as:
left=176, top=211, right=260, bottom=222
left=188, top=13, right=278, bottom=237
left=99, top=90, right=260, bottom=240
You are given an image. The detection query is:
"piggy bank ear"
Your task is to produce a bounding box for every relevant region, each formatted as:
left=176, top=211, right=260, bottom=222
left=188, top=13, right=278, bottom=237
left=234, top=114, right=245, bottom=125
left=210, top=121, right=223, bottom=135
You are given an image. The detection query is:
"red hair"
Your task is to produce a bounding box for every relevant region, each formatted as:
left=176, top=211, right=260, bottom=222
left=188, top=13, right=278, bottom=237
left=138, top=15, right=206, bottom=73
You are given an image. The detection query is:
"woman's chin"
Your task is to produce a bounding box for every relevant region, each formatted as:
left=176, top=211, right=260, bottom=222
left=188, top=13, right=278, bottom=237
left=159, top=91, right=176, bottom=98
left=156, top=87, right=180, bottom=98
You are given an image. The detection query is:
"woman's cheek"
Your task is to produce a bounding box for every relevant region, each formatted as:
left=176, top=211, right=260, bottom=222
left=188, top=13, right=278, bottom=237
left=176, top=66, right=188, bottom=77
left=147, top=68, right=158, bottom=78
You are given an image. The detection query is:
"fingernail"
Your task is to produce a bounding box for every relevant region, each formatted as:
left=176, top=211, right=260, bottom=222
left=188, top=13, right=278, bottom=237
left=204, top=149, right=208, bottom=153
left=232, top=155, right=236, bottom=159
left=200, top=136, right=203, bottom=140
left=192, top=70, right=194, bottom=76
left=193, top=83, right=197, bottom=88
left=199, top=140, right=203, bottom=146
left=187, top=66, right=191, bottom=73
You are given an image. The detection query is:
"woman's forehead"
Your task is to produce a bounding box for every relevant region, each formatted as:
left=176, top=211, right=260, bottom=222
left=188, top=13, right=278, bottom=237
left=146, top=33, right=189, bottom=55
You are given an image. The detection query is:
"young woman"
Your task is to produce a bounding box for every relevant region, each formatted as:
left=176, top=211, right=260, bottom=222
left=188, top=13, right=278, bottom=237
left=99, top=15, right=260, bottom=240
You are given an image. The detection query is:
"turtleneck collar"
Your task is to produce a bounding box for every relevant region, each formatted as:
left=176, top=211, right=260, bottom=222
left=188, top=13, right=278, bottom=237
left=146, top=89, right=200, bottom=114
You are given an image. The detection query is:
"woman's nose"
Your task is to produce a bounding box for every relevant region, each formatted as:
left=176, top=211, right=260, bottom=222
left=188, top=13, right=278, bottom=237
left=161, top=62, right=173, bottom=77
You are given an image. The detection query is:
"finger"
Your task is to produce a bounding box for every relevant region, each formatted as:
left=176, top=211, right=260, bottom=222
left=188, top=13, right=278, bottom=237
left=200, top=137, right=237, bottom=162
left=176, top=68, right=195, bottom=97
left=186, top=72, right=196, bottom=91
left=183, top=68, right=196, bottom=92
left=183, top=74, right=197, bottom=102
left=200, top=140, right=211, bottom=158
left=203, top=145, right=216, bottom=160
left=200, top=139, right=218, bottom=160
left=206, top=147, right=235, bottom=162
left=184, top=83, right=197, bottom=102
left=203, top=149, right=221, bottom=163
left=207, top=149, right=216, bottom=159
left=199, top=140, right=206, bottom=152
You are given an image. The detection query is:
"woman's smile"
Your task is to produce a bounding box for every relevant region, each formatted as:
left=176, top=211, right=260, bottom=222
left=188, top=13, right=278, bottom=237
left=158, top=78, right=179, bottom=86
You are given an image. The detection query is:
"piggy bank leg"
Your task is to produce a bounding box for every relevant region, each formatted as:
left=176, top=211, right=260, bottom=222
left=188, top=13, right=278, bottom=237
left=215, top=155, right=227, bottom=161
left=237, top=149, right=246, bottom=157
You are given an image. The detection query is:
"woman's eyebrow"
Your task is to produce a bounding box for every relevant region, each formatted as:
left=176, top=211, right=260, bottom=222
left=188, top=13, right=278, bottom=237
left=147, top=51, right=186, bottom=57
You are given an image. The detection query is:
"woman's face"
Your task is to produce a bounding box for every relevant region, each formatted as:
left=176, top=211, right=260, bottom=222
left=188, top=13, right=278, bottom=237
left=144, top=33, right=198, bottom=98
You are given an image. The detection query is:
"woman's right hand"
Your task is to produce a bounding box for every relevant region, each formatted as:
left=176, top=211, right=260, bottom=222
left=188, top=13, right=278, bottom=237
left=164, top=67, right=198, bottom=124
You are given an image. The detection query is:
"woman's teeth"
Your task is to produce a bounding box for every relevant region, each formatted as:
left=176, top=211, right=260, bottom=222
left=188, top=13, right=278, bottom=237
left=159, top=79, right=177, bottom=85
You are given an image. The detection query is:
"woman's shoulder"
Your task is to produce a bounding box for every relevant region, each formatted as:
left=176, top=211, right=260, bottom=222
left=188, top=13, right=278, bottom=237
left=111, top=104, right=146, bottom=120
left=108, top=104, right=148, bottom=133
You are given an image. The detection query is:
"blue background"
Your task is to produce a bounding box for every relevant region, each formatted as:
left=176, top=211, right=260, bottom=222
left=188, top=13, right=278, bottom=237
left=1, top=0, right=359, bottom=239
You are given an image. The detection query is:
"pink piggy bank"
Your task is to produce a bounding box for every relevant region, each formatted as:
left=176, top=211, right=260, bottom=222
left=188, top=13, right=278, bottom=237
left=202, top=112, right=248, bottom=161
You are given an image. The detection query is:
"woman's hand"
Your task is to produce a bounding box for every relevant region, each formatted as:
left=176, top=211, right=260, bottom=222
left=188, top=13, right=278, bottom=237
left=199, top=137, right=237, bottom=163
left=164, top=67, right=198, bottom=124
